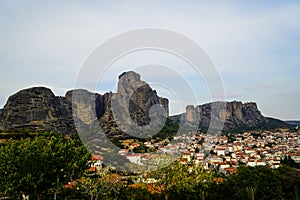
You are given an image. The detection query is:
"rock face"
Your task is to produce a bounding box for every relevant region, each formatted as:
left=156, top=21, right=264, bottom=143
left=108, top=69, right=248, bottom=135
left=185, top=101, right=268, bottom=130
left=0, top=87, right=75, bottom=134
left=116, top=71, right=168, bottom=124
left=0, top=71, right=288, bottom=135
left=0, top=71, right=169, bottom=137
left=186, top=105, right=196, bottom=123
left=99, top=71, right=169, bottom=138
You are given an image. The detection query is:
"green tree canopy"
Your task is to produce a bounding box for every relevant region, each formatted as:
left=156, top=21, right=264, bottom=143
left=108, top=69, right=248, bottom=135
left=220, top=166, right=282, bottom=200
left=149, top=161, right=216, bottom=200
left=0, top=133, right=91, bottom=199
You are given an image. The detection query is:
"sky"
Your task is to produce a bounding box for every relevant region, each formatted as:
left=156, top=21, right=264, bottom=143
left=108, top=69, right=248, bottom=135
left=0, top=1, right=299, bottom=120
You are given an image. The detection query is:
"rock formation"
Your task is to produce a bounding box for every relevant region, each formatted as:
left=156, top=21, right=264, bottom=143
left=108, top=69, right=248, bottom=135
left=116, top=71, right=168, bottom=124
left=186, top=105, right=196, bottom=123
left=99, top=71, right=169, bottom=138
left=0, top=87, right=75, bottom=134
left=0, top=71, right=290, bottom=136
left=0, top=71, right=169, bottom=137
left=185, top=101, right=268, bottom=130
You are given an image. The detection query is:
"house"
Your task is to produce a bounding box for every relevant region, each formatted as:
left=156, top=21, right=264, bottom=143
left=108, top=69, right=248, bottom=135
left=226, top=145, right=234, bottom=153
left=219, top=162, right=230, bottom=170
left=126, top=154, right=143, bottom=165
left=216, top=148, right=226, bottom=156
left=223, top=156, right=231, bottom=162
left=91, top=155, right=103, bottom=168
left=182, top=152, right=191, bottom=162
left=119, top=149, right=129, bottom=156
left=144, top=178, right=158, bottom=184
left=87, top=166, right=97, bottom=175
left=179, top=158, right=188, bottom=164
left=92, top=154, right=103, bottom=161
left=196, top=155, right=204, bottom=161
left=256, top=160, right=266, bottom=166
left=247, top=159, right=256, bottom=167
left=223, top=167, right=238, bottom=175
left=129, top=143, right=140, bottom=150
left=64, top=181, right=75, bottom=188
left=196, top=152, right=205, bottom=157
left=244, top=147, right=255, bottom=155
left=214, top=177, right=224, bottom=183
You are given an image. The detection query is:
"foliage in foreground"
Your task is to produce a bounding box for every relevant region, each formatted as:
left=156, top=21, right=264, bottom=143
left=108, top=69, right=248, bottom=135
left=0, top=133, right=91, bottom=199
left=63, top=165, right=299, bottom=200
left=63, top=164, right=300, bottom=200
left=0, top=133, right=299, bottom=200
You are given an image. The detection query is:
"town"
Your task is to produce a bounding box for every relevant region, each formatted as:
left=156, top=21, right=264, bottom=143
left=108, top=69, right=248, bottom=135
left=91, top=128, right=300, bottom=177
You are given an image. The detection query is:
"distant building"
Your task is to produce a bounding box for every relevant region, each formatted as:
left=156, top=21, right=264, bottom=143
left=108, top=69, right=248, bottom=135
left=126, top=154, right=143, bottom=165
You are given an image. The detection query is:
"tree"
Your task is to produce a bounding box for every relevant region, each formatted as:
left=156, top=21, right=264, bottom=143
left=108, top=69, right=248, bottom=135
left=74, top=166, right=123, bottom=200
left=0, top=133, right=91, bottom=199
left=149, top=161, right=216, bottom=200
left=278, top=166, right=300, bottom=200
left=221, top=166, right=282, bottom=200
left=281, top=155, right=300, bottom=169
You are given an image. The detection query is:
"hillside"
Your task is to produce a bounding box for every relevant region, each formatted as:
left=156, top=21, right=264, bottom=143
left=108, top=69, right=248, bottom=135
left=286, top=121, right=300, bottom=126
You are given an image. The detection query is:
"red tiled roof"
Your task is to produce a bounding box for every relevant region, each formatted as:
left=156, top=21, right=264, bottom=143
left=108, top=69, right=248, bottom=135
left=126, top=154, right=143, bottom=157
left=88, top=167, right=96, bottom=172
left=92, top=155, right=103, bottom=160
left=224, top=167, right=238, bottom=174
left=64, top=181, right=75, bottom=188
left=214, top=177, right=224, bottom=183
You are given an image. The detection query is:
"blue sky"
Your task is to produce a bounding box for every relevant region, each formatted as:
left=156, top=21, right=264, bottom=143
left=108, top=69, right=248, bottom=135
left=0, top=1, right=299, bottom=120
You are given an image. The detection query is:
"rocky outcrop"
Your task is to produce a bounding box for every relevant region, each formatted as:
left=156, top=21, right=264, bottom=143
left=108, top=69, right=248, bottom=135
left=0, top=71, right=289, bottom=136
left=186, top=105, right=196, bottom=123
left=0, top=87, right=75, bottom=134
left=185, top=101, right=268, bottom=130
left=116, top=71, right=168, bottom=124
left=99, top=71, right=169, bottom=138
left=0, top=71, right=169, bottom=137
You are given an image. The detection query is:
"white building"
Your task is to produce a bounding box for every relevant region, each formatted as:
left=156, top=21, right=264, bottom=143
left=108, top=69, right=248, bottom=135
left=126, top=154, right=143, bottom=165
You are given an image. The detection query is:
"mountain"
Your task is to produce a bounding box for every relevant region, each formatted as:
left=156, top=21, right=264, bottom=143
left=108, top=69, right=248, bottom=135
left=0, top=71, right=169, bottom=137
left=0, top=109, right=2, bottom=114
left=286, top=121, right=300, bottom=126
left=0, top=71, right=293, bottom=136
left=99, top=71, right=169, bottom=138
left=179, top=101, right=292, bottom=132
left=65, top=71, right=169, bottom=138
left=0, top=87, right=75, bottom=134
